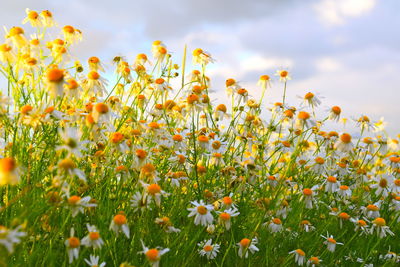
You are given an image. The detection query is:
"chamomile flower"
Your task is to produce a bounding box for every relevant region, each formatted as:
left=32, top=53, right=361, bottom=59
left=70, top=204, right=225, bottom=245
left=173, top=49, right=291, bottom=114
left=192, top=48, right=214, bottom=65
left=82, top=71, right=108, bottom=98
left=0, top=225, right=26, bottom=253
left=296, top=111, right=316, bottom=129
left=140, top=181, right=169, bottom=207
left=153, top=78, right=171, bottom=92
left=267, top=218, right=284, bottom=233
left=88, top=56, right=105, bottom=72
left=300, top=220, right=315, bottom=232
left=350, top=218, right=369, bottom=234
left=363, top=203, right=381, bottom=219
left=275, top=69, right=291, bottom=82
left=225, top=78, right=241, bottom=95
left=45, top=67, right=66, bottom=99
left=5, top=26, right=28, bottom=48
left=81, top=225, right=104, bottom=249
left=371, top=174, right=393, bottom=197
left=334, top=133, right=354, bottom=153
left=84, top=255, right=106, bottom=267
left=66, top=194, right=96, bottom=217
left=22, top=9, right=41, bottom=27
left=321, top=233, right=343, bottom=252
left=214, top=104, right=230, bottom=121
left=40, top=10, right=56, bottom=27
left=65, top=228, right=80, bottom=264
left=0, top=44, right=14, bottom=63
left=302, top=188, right=315, bottom=209
left=131, top=191, right=151, bottom=212
left=92, top=102, right=112, bottom=124
left=329, top=106, right=341, bottom=121
left=197, top=135, right=210, bottom=150
left=324, top=176, right=340, bottom=193
left=109, top=132, right=129, bottom=153
left=237, top=237, right=259, bottom=258
left=217, top=207, right=240, bottom=230
left=337, top=185, right=352, bottom=198
left=187, top=200, right=214, bottom=226
left=257, top=74, right=271, bottom=90
left=198, top=239, right=220, bottom=259
left=356, top=115, right=374, bottom=131
left=289, top=249, right=306, bottom=266
left=307, top=256, right=322, bottom=266
left=0, top=157, right=20, bottom=186
left=135, top=53, right=150, bottom=66
left=312, top=155, right=327, bottom=174
left=57, top=127, right=87, bottom=158
left=62, top=25, right=82, bottom=44
left=300, top=92, right=322, bottom=107
left=139, top=241, right=169, bottom=267
left=370, top=217, right=394, bottom=238
left=57, top=158, right=86, bottom=182
left=221, top=193, right=236, bottom=209
left=109, top=213, right=130, bottom=238
left=152, top=40, right=167, bottom=62
left=154, top=217, right=181, bottom=233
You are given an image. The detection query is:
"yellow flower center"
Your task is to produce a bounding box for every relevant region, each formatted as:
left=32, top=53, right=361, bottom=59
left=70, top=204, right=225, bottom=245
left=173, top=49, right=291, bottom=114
left=226, top=78, right=236, bottom=87
left=279, top=70, right=288, bottom=78
left=203, top=245, right=213, bottom=252
left=197, top=205, right=208, bottom=215
left=145, top=249, right=159, bottom=262
left=339, top=212, right=350, bottom=220
left=240, top=238, right=251, bottom=248
left=295, top=249, right=305, bottom=256
left=379, top=179, right=388, bottom=188
left=58, top=158, right=76, bottom=170
left=304, top=92, right=314, bottom=100
left=89, top=56, right=100, bottom=63
left=68, top=237, right=80, bottom=248
left=327, top=176, right=337, bottom=183
left=339, top=185, right=349, bottom=190
left=89, top=232, right=100, bottom=240
left=327, top=238, right=336, bottom=244
left=95, top=103, right=109, bottom=114
left=147, top=184, right=161, bottom=195
left=47, top=68, right=64, bottom=83
left=135, top=149, right=147, bottom=159
left=198, top=135, right=209, bottom=143
left=331, top=106, right=341, bottom=115
left=0, top=157, right=16, bottom=173
left=272, top=218, right=282, bottom=225
left=155, top=78, right=165, bottom=84
left=340, top=133, right=352, bottom=144
left=88, top=71, right=100, bottom=80
left=219, top=212, right=231, bottom=221
left=373, top=217, right=386, bottom=226
left=315, top=157, right=325, bottom=164
left=113, top=214, right=127, bottom=225
left=303, top=188, right=312, bottom=196
left=298, top=111, right=310, bottom=120
left=63, top=25, right=75, bottom=34
left=223, top=196, right=232, bottom=205
left=68, top=195, right=81, bottom=205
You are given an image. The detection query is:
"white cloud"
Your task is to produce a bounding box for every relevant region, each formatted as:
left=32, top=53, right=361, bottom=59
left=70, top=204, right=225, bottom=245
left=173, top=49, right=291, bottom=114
left=315, top=57, right=341, bottom=72
left=241, top=55, right=294, bottom=73
left=314, top=0, right=376, bottom=25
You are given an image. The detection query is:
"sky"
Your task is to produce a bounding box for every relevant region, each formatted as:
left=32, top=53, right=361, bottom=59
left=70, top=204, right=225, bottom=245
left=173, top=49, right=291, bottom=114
left=1, top=0, right=399, bottom=135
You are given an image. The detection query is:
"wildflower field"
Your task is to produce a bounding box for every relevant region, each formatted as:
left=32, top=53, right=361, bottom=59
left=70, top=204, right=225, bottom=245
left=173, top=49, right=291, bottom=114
left=1, top=9, right=400, bottom=267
